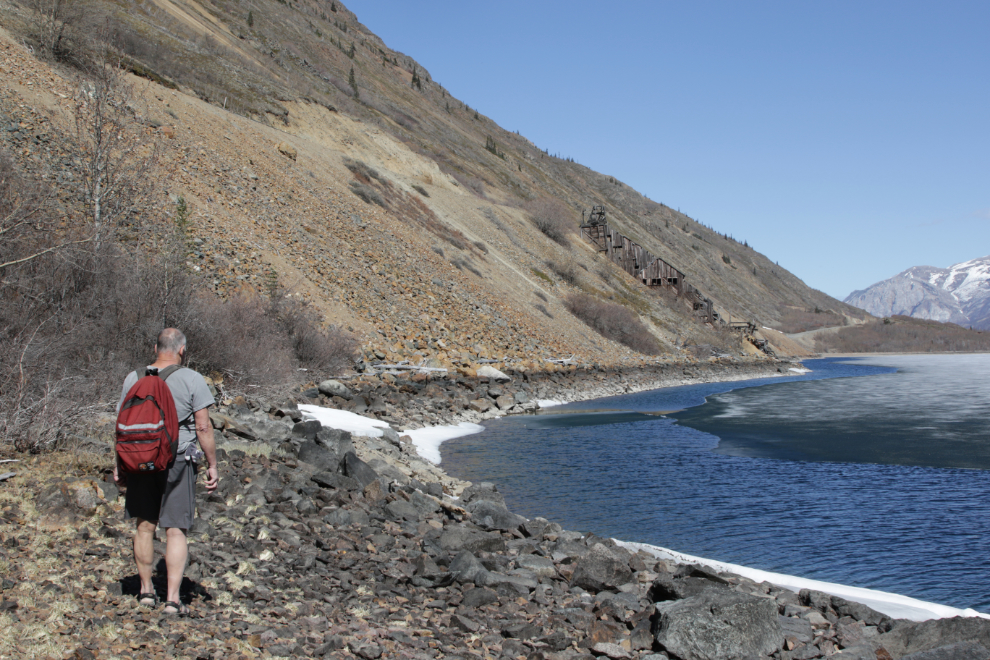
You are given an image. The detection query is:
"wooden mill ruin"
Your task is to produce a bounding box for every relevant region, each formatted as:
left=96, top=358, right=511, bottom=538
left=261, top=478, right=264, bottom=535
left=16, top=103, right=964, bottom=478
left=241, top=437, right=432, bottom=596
left=580, top=206, right=721, bottom=325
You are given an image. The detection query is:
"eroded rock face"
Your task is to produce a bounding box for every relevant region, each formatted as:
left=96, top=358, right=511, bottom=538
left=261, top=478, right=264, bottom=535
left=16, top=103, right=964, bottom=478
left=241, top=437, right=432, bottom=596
left=652, top=591, right=783, bottom=660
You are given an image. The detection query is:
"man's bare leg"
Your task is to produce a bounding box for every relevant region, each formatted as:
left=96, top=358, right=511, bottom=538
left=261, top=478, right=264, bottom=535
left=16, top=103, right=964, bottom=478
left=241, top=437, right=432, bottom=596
left=164, top=527, right=188, bottom=608
left=134, top=518, right=157, bottom=600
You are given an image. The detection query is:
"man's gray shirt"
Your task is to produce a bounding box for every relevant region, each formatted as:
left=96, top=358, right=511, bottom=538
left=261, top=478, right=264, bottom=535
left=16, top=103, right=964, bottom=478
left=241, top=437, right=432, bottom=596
left=118, top=367, right=215, bottom=454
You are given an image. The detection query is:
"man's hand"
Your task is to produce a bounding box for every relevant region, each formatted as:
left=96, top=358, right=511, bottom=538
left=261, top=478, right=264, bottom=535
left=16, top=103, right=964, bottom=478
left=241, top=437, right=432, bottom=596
left=113, top=466, right=125, bottom=486
left=204, top=464, right=219, bottom=492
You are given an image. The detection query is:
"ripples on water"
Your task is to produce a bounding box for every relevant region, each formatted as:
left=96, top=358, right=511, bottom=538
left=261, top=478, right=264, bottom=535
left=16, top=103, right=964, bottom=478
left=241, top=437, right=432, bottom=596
left=440, top=355, right=990, bottom=611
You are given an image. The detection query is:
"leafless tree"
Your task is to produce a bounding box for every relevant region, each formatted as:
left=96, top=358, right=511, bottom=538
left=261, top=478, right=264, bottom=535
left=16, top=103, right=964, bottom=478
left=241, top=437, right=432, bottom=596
left=73, top=28, right=158, bottom=245
left=29, top=0, right=88, bottom=61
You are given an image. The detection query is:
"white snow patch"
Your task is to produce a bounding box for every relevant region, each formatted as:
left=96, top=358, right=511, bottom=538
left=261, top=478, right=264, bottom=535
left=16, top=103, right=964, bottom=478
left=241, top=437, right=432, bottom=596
left=401, top=423, right=485, bottom=465
left=537, top=399, right=564, bottom=408
left=788, top=367, right=811, bottom=374
left=298, top=404, right=392, bottom=438
left=616, top=540, right=989, bottom=622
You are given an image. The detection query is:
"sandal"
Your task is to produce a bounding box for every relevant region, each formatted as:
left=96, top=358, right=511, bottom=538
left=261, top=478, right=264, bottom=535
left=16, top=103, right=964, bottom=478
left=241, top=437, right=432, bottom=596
left=162, top=601, right=190, bottom=616
left=137, top=592, right=157, bottom=606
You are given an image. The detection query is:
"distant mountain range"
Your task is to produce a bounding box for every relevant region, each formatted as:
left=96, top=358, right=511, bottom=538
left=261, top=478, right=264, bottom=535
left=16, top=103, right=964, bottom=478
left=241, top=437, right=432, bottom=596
left=844, top=256, right=990, bottom=330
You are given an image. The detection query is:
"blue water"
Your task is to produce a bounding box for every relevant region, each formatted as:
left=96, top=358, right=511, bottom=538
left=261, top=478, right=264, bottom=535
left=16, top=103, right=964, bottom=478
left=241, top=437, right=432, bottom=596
left=440, top=355, right=990, bottom=612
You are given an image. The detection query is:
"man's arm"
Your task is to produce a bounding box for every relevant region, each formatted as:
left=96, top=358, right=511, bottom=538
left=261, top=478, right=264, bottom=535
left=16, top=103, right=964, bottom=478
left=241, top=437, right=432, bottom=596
left=194, top=407, right=219, bottom=492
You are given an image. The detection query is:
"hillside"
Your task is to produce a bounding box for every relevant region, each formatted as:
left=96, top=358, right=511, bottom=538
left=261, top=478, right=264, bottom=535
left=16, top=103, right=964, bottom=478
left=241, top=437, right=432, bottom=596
left=845, top=256, right=990, bottom=330
left=0, top=0, right=869, bottom=374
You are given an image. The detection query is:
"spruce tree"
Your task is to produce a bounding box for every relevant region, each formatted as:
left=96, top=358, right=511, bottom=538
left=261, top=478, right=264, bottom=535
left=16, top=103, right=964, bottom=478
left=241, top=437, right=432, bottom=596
left=247, top=10, right=254, bottom=27
left=348, top=66, right=358, bottom=98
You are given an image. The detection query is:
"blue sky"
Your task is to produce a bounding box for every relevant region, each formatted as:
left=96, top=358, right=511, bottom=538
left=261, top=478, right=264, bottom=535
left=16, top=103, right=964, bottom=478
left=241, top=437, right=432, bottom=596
left=346, top=1, right=989, bottom=300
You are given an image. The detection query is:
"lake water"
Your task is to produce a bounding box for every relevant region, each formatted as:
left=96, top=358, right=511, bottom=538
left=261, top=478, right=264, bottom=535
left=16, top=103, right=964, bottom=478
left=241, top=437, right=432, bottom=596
left=440, top=354, right=990, bottom=612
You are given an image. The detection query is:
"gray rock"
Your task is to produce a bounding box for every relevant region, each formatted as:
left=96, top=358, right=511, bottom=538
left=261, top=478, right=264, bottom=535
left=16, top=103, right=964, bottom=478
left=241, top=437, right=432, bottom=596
left=297, top=440, right=337, bottom=471
left=477, top=365, right=511, bottom=382
left=385, top=500, right=420, bottom=522
left=653, top=591, right=783, bottom=660
left=832, top=644, right=878, bottom=660
left=780, top=615, right=815, bottom=645
left=229, top=413, right=293, bottom=445
left=901, top=642, right=990, bottom=660
left=649, top=573, right=730, bottom=602
left=515, top=554, right=557, bottom=578
left=800, top=589, right=835, bottom=614
left=494, top=394, right=515, bottom=410
left=408, top=491, right=440, bottom=516
left=570, top=543, right=633, bottom=592
left=380, top=427, right=401, bottom=446
left=439, top=525, right=507, bottom=554
left=460, top=482, right=506, bottom=507
left=316, top=427, right=355, bottom=458
left=318, top=379, right=353, bottom=400
left=879, top=618, right=990, bottom=659
left=341, top=452, right=380, bottom=489
left=513, top=391, right=531, bottom=405
left=832, top=595, right=892, bottom=628
left=291, top=420, right=322, bottom=441
left=449, top=550, right=490, bottom=584
left=311, top=472, right=359, bottom=491
left=464, top=499, right=527, bottom=531
left=522, top=517, right=561, bottom=539
left=461, top=587, right=498, bottom=608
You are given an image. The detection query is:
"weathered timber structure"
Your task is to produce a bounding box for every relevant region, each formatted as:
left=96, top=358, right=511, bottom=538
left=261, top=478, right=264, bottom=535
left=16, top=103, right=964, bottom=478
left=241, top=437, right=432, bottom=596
left=580, top=206, right=721, bottom=324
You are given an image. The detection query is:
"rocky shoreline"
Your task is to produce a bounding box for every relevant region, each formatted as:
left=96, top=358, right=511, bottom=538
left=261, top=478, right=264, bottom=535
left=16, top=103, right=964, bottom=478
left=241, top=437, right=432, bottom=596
left=2, top=360, right=989, bottom=660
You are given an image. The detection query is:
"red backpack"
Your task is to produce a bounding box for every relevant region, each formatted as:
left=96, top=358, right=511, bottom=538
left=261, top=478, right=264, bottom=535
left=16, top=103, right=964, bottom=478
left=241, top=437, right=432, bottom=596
left=115, top=365, right=181, bottom=474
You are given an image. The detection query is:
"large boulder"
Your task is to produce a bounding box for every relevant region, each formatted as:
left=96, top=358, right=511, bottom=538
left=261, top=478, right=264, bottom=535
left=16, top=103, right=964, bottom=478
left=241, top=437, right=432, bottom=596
left=879, top=618, right=990, bottom=659
left=652, top=591, right=783, bottom=660
left=460, top=482, right=506, bottom=506
left=318, top=379, right=353, bottom=400
left=648, top=572, right=730, bottom=602
left=439, top=525, right=507, bottom=554
left=316, top=427, right=354, bottom=459
left=477, top=365, right=511, bottom=382
left=340, top=452, right=380, bottom=489
left=296, top=440, right=337, bottom=471
left=228, top=413, right=293, bottom=445
left=464, top=499, right=527, bottom=531
left=831, top=595, right=892, bottom=628
left=901, top=642, right=990, bottom=660
left=570, top=543, right=633, bottom=592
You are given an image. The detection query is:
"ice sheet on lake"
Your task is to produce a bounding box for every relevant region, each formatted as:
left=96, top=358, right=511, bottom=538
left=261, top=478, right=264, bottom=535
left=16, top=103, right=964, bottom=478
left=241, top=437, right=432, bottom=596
left=537, top=399, right=564, bottom=408
left=617, top=540, right=989, bottom=622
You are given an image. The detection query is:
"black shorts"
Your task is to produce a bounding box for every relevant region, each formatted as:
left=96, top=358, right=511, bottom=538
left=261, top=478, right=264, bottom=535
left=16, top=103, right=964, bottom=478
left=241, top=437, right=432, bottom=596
left=123, top=454, right=198, bottom=529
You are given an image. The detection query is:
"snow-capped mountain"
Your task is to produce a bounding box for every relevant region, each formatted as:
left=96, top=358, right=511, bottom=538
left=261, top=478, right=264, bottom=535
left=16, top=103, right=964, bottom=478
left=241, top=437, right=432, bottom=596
left=844, top=256, right=990, bottom=329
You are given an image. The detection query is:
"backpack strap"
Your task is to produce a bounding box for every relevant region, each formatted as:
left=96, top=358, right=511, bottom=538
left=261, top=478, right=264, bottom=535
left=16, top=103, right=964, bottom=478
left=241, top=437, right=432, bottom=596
left=157, top=365, right=194, bottom=428
left=158, top=365, right=181, bottom=381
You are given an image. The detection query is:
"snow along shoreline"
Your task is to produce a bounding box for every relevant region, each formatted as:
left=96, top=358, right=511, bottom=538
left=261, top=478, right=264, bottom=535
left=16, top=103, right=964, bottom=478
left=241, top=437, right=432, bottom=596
left=299, top=404, right=988, bottom=623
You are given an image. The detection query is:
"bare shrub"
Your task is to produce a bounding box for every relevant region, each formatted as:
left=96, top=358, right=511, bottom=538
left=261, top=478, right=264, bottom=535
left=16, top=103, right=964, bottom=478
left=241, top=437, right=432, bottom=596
left=526, top=197, right=575, bottom=247
left=450, top=171, right=486, bottom=198
left=349, top=181, right=384, bottom=207
left=775, top=306, right=847, bottom=334
left=534, top=290, right=548, bottom=302
left=343, top=157, right=382, bottom=183
left=547, top=259, right=578, bottom=285
left=534, top=303, right=553, bottom=319
left=565, top=293, right=662, bottom=355
left=473, top=240, right=488, bottom=254
left=265, top=288, right=359, bottom=374
left=29, top=0, right=89, bottom=62
left=412, top=184, right=429, bottom=197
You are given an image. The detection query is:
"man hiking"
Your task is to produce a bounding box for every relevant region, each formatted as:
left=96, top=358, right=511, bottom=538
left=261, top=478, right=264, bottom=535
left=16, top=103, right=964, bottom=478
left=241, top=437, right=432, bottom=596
left=114, top=328, right=219, bottom=615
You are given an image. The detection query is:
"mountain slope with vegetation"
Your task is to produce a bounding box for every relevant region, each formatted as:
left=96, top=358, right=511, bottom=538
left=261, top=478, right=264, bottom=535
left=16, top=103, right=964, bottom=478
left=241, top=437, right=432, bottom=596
left=0, top=0, right=889, bottom=448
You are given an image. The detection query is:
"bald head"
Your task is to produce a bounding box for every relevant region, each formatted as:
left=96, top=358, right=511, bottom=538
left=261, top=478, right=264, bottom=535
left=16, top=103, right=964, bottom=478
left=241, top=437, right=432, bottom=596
left=156, top=328, right=186, bottom=358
